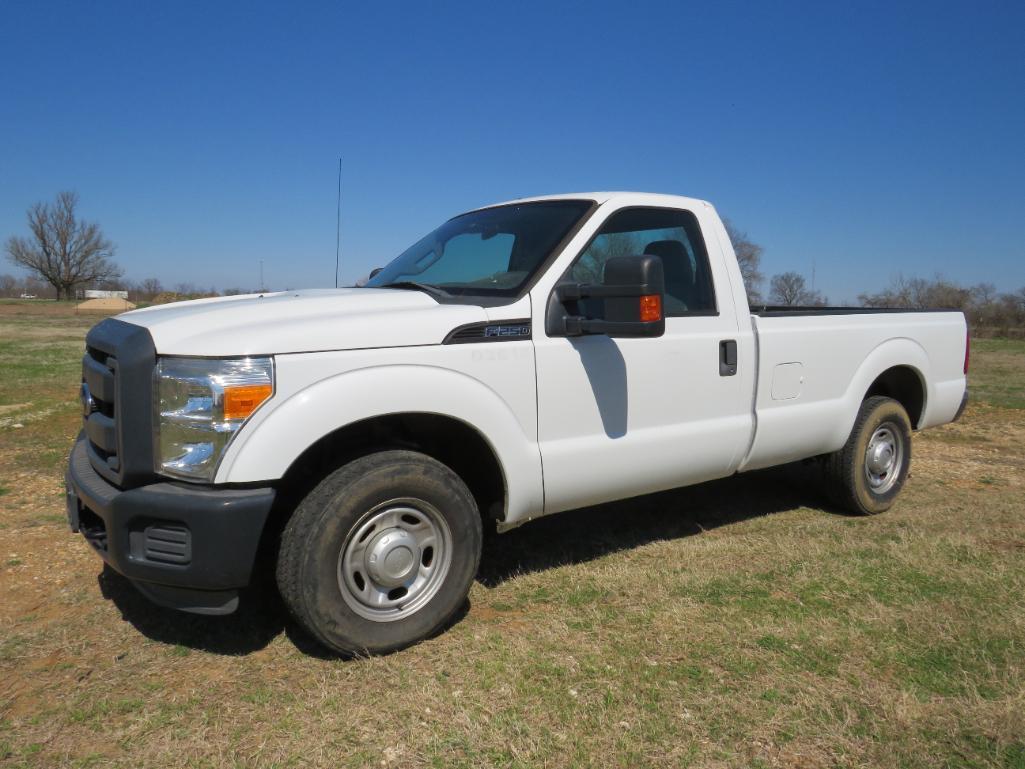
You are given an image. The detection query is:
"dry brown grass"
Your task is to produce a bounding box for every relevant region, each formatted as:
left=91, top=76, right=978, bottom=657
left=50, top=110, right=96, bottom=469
left=1, top=304, right=1023, bottom=768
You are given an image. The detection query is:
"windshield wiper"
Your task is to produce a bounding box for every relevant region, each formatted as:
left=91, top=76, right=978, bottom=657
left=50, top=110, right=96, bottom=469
left=376, top=281, right=451, bottom=300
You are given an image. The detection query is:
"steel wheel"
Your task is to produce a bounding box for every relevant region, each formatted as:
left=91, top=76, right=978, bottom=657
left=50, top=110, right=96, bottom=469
left=336, top=498, right=453, bottom=622
left=277, top=450, right=482, bottom=655
left=863, top=422, right=904, bottom=494
left=824, top=396, right=913, bottom=515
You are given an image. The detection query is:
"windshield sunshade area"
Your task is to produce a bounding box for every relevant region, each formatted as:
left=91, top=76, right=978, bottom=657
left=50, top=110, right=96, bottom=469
left=366, top=200, right=594, bottom=298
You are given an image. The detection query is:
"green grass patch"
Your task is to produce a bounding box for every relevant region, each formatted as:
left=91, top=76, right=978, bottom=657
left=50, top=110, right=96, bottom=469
left=969, top=337, right=1025, bottom=408
left=1, top=300, right=1025, bottom=769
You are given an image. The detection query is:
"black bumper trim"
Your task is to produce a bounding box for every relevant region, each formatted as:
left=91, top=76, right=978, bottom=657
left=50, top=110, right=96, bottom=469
left=66, top=436, right=275, bottom=612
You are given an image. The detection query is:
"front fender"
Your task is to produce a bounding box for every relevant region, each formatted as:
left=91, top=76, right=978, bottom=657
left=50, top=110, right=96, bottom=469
left=216, top=364, right=544, bottom=524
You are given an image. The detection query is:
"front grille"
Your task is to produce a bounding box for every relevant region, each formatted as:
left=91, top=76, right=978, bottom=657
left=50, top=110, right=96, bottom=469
left=83, top=345, right=120, bottom=473
left=82, top=319, right=157, bottom=489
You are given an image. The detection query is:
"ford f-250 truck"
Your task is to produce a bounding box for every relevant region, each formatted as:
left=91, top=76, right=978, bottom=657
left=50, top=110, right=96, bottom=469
left=66, top=192, right=969, bottom=654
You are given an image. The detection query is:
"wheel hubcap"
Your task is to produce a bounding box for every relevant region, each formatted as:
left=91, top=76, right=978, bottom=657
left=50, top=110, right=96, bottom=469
left=337, top=500, right=452, bottom=622
left=365, top=529, right=418, bottom=587
left=864, top=423, right=904, bottom=494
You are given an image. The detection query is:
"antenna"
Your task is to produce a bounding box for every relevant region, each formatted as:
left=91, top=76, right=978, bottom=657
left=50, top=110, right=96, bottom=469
left=334, top=157, right=342, bottom=288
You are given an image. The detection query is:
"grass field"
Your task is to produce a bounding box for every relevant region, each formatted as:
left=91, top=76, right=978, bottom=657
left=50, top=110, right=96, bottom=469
left=1, top=300, right=1023, bottom=768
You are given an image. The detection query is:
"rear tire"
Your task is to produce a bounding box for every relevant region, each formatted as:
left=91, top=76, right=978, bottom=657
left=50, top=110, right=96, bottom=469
left=277, top=450, right=482, bottom=655
left=824, top=396, right=912, bottom=515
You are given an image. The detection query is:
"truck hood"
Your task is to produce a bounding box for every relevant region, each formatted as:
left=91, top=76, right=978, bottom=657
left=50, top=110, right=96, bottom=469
left=118, top=288, right=488, bottom=356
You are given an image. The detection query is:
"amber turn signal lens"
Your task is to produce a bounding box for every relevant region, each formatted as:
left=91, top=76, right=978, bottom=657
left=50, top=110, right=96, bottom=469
left=223, top=384, right=273, bottom=420
left=639, top=294, right=662, bottom=323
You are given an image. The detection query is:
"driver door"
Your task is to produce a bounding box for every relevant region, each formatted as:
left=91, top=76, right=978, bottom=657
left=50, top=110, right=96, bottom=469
left=532, top=205, right=752, bottom=514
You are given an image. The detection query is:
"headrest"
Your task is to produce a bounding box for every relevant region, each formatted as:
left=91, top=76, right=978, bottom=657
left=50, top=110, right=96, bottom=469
left=643, top=240, right=689, bottom=262
left=644, top=240, right=693, bottom=285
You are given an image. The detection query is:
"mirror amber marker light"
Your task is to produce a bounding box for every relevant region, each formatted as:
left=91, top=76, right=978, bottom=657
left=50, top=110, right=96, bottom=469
left=223, top=384, right=273, bottom=421
left=639, top=294, right=662, bottom=323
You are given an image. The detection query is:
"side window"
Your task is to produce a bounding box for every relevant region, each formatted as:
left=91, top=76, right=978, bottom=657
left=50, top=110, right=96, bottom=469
left=569, top=208, right=717, bottom=316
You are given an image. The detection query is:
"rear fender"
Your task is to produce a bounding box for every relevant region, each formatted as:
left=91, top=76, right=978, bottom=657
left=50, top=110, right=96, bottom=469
left=742, top=337, right=932, bottom=471
left=842, top=338, right=930, bottom=434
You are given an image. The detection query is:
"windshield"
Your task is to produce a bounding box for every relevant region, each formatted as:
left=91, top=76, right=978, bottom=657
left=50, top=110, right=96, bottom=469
left=365, top=200, right=593, bottom=297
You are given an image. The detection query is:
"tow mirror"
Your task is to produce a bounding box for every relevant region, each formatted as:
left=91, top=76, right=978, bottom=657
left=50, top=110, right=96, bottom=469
left=547, top=254, right=665, bottom=338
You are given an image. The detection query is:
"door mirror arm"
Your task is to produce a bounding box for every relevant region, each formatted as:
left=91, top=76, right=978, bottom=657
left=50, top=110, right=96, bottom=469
left=555, top=281, right=660, bottom=302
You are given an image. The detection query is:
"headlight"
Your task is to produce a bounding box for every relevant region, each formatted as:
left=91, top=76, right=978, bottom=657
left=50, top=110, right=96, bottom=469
left=154, top=357, right=274, bottom=481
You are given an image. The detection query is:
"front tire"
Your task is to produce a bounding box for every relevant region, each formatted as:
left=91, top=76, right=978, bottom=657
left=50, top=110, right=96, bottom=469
left=277, top=450, right=482, bottom=655
left=824, top=396, right=912, bottom=515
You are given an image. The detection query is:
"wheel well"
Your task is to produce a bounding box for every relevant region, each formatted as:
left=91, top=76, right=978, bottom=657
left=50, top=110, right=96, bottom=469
left=275, top=413, right=507, bottom=525
left=865, top=366, right=925, bottom=428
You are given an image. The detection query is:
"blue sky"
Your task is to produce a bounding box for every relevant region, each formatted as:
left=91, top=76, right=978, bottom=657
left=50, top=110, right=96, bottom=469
left=1, top=0, right=1023, bottom=302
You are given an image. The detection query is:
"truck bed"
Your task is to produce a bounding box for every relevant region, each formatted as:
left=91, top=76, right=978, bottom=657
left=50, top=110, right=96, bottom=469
left=739, top=309, right=968, bottom=472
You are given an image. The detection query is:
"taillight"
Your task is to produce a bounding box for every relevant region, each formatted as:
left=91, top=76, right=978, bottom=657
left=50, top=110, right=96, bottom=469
left=964, top=333, right=970, bottom=375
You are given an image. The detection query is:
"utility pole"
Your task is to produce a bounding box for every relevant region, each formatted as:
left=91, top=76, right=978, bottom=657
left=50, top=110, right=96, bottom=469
left=259, top=259, right=264, bottom=292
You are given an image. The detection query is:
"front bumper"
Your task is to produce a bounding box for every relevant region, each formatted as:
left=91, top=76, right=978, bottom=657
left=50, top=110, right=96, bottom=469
left=65, top=434, right=275, bottom=615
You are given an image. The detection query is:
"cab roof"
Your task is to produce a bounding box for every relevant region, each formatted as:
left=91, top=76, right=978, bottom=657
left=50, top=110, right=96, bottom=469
left=470, top=191, right=713, bottom=213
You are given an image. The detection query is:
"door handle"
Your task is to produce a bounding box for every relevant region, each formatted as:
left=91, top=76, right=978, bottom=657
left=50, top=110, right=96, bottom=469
left=719, top=340, right=737, bottom=376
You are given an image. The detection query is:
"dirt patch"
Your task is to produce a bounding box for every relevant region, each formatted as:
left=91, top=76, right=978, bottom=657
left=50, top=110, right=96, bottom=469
left=75, top=298, right=135, bottom=312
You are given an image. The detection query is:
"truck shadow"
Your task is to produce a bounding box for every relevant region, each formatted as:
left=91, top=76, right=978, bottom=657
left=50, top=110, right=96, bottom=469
left=98, top=461, right=832, bottom=656
left=477, top=461, right=832, bottom=588
left=98, top=565, right=292, bottom=656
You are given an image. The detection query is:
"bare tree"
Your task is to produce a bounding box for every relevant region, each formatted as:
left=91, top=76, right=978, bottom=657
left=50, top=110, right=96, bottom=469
left=572, top=232, right=641, bottom=284
left=0, top=273, right=17, bottom=297
left=140, top=277, right=163, bottom=299
left=5, top=191, right=122, bottom=300
left=971, top=282, right=997, bottom=306
left=722, top=218, right=764, bottom=304
left=769, top=271, right=825, bottom=306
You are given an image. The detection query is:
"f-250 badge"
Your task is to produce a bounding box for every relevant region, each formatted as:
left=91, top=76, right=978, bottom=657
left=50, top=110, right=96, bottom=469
left=484, top=324, right=530, bottom=338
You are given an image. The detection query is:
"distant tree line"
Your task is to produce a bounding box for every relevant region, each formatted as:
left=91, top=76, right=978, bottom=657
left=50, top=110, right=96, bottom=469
left=0, top=273, right=234, bottom=303
left=858, top=275, right=1025, bottom=336
left=732, top=225, right=1025, bottom=335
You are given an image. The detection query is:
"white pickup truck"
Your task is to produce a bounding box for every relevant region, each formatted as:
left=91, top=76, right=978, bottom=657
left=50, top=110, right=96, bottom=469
left=66, top=192, right=969, bottom=654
